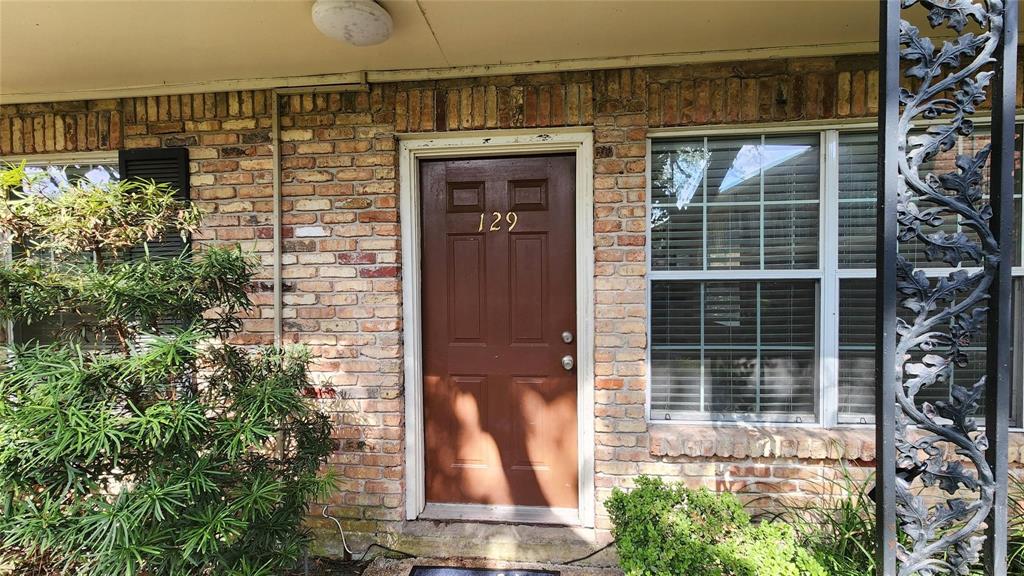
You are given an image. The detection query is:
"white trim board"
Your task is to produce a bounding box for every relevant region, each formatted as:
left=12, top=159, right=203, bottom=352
left=398, top=128, right=596, bottom=528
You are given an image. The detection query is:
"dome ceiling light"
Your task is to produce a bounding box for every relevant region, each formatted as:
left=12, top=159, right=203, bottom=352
left=312, top=0, right=393, bottom=47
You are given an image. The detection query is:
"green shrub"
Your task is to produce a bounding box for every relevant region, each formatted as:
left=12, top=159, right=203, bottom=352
left=605, top=475, right=826, bottom=576
left=0, top=164, right=337, bottom=576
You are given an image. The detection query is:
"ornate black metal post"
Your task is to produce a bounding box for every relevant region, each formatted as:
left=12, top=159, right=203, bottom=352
left=876, top=2, right=900, bottom=574
left=877, top=1, right=1016, bottom=575
left=985, top=1, right=1017, bottom=573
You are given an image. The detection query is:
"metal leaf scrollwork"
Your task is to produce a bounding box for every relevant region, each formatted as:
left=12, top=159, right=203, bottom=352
left=891, top=1, right=1008, bottom=574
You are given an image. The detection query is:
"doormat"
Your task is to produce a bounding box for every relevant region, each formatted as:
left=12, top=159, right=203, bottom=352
left=409, top=568, right=558, bottom=576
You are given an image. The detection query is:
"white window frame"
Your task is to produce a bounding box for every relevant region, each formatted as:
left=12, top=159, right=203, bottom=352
left=646, top=120, right=1024, bottom=428
left=0, top=151, right=120, bottom=345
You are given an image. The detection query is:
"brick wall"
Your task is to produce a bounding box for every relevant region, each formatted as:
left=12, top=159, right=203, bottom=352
left=122, top=91, right=278, bottom=343
left=3, top=52, right=1024, bottom=556
left=276, top=88, right=406, bottom=530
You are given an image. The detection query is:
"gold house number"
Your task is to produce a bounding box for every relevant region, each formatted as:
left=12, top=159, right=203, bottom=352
left=477, top=211, right=518, bottom=232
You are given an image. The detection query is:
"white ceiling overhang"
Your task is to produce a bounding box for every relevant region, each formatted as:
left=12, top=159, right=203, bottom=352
left=0, top=0, right=1012, bottom=103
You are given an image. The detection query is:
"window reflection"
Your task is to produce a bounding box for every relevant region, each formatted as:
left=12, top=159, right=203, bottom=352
left=22, top=164, right=119, bottom=198
left=720, top=144, right=813, bottom=192
left=655, top=147, right=710, bottom=210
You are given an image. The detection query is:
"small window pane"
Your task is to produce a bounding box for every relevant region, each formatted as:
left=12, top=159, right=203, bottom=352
left=838, top=200, right=876, bottom=268
left=764, top=202, right=819, bottom=269
left=704, top=282, right=756, bottom=347
left=706, top=350, right=759, bottom=413
left=650, top=202, right=703, bottom=270
left=650, top=281, right=701, bottom=347
left=761, top=282, right=817, bottom=347
left=706, top=137, right=762, bottom=204
left=22, top=164, right=119, bottom=197
left=651, top=139, right=707, bottom=270
left=651, top=350, right=702, bottom=413
left=837, top=279, right=877, bottom=422
left=707, top=204, right=759, bottom=269
left=650, top=280, right=818, bottom=421
left=762, top=135, right=819, bottom=203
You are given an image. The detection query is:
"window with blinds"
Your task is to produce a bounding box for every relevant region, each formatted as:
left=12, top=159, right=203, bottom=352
left=650, top=134, right=821, bottom=422
left=835, top=129, right=1023, bottom=424
left=651, top=127, right=1024, bottom=425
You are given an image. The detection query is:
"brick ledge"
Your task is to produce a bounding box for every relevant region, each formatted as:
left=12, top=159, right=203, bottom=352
left=649, top=424, right=1024, bottom=464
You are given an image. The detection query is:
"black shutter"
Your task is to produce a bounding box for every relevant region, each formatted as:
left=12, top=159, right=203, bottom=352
left=118, top=147, right=190, bottom=260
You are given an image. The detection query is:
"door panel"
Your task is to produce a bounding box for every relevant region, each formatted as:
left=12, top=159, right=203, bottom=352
left=422, top=154, right=578, bottom=510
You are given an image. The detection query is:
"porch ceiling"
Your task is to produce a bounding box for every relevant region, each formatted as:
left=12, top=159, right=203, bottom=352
left=0, top=0, right=1012, bottom=103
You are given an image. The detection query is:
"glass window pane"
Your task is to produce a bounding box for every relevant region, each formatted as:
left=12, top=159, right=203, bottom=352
left=650, top=280, right=818, bottom=420
left=761, top=281, right=817, bottom=348
left=704, top=282, right=756, bottom=347
left=650, top=204, right=703, bottom=271
left=838, top=279, right=877, bottom=422
left=765, top=202, right=819, bottom=269
left=651, top=134, right=820, bottom=272
left=11, top=163, right=120, bottom=346
left=706, top=137, right=762, bottom=204
left=838, top=132, right=878, bottom=268
left=838, top=200, right=876, bottom=268
left=650, top=281, right=701, bottom=348
left=838, top=132, right=878, bottom=201
left=838, top=277, right=1022, bottom=424
left=22, top=164, right=119, bottom=197
left=839, top=128, right=1021, bottom=269
left=762, top=135, right=819, bottom=203
left=760, top=349, right=816, bottom=416
left=707, top=204, right=759, bottom=269
left=651, top=350, right=702, bottom=413
left=651, top=139, right=706, bottom=270
left=706, top=350, right=759, bottom=413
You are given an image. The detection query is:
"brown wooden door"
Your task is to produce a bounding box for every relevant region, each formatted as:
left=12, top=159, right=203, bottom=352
left=421, top=154, right=578, bottom=509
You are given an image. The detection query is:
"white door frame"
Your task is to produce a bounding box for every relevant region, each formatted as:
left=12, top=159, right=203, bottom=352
left=398, top=127, right=595, bottom=528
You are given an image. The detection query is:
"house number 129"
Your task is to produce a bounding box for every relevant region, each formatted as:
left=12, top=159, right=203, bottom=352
left=478, top=211, right=518, bottom=232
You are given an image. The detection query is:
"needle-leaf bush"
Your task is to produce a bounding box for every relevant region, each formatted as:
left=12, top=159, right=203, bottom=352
left=0, top=163, right=337, bottom=576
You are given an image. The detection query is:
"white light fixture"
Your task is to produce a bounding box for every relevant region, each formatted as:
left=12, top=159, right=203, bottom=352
left=312, top=0, right=393, bottom=47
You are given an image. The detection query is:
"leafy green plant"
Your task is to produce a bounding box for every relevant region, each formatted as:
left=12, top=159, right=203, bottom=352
left=776, top=464, right=876, bottom=576
left=1009, top=473, right=1024, bottom=576
left=605, top=475, right=826, bottom=576
left=0, top=163, right=337, bottom=576
left=776, top=464, right=1024, bottom=576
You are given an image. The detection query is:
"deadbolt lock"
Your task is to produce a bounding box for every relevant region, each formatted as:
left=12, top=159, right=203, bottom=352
left=561, top=331, right=574, bottom=344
